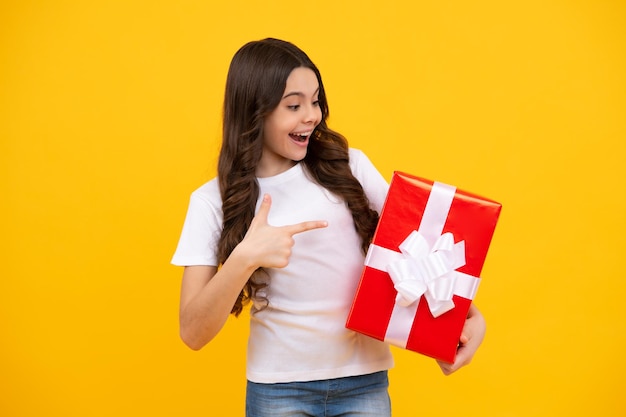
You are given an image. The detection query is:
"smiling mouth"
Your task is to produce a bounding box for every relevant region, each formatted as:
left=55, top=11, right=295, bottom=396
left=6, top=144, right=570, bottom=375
left=289, top=131, right=312, bottom=142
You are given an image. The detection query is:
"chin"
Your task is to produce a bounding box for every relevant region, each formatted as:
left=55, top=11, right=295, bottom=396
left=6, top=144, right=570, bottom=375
left=290, top=149, right=308, bottom=162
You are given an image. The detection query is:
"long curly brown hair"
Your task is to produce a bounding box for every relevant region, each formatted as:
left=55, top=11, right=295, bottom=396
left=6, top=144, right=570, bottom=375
left=217, top=38, right=379, bottom=316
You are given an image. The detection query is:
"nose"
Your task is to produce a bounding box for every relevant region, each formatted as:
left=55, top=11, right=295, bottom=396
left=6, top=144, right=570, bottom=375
left=303, top=103, right=320, bottom=124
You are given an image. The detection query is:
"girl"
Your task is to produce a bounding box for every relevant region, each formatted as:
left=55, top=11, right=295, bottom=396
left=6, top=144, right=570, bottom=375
left=172, top=38, right=486, bottom=417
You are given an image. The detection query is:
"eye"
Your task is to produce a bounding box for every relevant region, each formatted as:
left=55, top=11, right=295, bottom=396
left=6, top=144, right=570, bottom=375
left=287, top=105, right=300, bottom=111
left=313, top=100, right=320, bottom=107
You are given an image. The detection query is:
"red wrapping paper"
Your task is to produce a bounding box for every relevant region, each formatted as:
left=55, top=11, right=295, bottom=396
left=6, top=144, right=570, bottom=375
left=346, top=171, right=501, bottom=363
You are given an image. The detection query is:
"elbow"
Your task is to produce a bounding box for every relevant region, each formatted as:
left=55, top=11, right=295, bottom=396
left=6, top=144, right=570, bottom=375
left=179, top=324, right=215, bottom=351
left=179, top=307, right=225, bottom=350
left=181, top=337, right=203, bottom=351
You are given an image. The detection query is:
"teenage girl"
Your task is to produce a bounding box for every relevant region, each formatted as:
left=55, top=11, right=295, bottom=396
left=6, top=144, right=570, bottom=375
left=172, top=38, right=486, bottom=417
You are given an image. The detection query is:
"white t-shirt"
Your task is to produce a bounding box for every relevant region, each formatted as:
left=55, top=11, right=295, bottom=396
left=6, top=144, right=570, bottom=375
left=172, top=148, right=394, bottom=383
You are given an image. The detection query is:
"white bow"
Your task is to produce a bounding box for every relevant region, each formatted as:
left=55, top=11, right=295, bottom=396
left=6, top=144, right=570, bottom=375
left=387, top=231, right=466, bottom=318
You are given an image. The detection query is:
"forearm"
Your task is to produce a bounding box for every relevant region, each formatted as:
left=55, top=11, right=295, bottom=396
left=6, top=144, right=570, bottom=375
left=179, top=248, right=257, bottom=350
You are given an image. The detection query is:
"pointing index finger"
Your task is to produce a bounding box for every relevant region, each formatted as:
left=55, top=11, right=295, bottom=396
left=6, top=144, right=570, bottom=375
left=285, top=220, right=328, bottom=236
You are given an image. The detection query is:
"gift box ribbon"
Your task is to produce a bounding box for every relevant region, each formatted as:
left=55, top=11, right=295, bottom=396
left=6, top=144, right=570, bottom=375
left=364, top=181, right=481, bottom=348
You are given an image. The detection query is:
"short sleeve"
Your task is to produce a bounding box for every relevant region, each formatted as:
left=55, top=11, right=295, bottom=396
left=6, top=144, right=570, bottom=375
left=171, top=184, right=223, bottom=267
left=349, top=148, right=389, bottom=213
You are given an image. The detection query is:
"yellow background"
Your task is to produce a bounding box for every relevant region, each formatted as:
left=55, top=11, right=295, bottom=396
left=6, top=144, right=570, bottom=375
left=1, top=1, right=624, bottom=416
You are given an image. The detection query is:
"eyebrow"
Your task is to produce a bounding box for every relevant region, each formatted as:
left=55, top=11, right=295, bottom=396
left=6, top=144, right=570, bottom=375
left=282, top=87, right=320, bottom=99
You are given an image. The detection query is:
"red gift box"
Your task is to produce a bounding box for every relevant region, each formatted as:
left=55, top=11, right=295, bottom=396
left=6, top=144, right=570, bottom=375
left=346, top=172, right=501, bottom=363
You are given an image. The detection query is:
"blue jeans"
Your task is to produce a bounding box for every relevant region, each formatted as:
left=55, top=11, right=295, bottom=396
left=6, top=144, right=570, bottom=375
left=245, top=371, right=391, bottom=417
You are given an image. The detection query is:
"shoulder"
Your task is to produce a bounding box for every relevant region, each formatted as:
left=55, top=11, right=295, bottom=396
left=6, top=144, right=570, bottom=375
left=189, top=177, right=222, bottom=214
left=348, top=147, right=369, bottom=171
left=348, top=147, right=379, bottom=177
left=191, top=177, right=220, bottom=199
left=348, top=148, right=389, bottom=212
left=348, top=147, right=367, bottom=162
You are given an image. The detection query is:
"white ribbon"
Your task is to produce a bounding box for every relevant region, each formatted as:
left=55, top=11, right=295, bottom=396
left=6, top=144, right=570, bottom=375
left=363, top=181, right=481, bottom=348
left=388, top=231, right=466, bottom=317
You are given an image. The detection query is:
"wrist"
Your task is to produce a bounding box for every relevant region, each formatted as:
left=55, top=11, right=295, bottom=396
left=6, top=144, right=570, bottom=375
left=228, top=244, right=259, bottom=276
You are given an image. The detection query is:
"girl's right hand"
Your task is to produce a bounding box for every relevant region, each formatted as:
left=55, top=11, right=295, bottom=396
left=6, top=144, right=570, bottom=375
left=238, top=194, right=328, bottom=269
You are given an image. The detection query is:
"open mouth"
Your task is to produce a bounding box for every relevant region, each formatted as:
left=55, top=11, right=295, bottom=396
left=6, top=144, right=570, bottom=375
left=289, top=131, right=311, bottom=142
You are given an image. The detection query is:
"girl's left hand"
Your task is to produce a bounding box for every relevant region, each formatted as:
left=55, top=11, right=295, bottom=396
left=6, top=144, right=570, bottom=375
left=436, top=304, right=486, bottom=375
